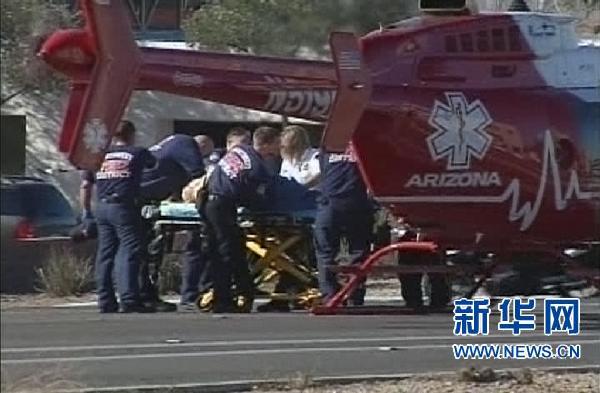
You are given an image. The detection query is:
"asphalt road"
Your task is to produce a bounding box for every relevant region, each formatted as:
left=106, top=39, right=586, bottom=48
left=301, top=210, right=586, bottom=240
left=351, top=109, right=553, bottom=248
left=1, top=299, right=599, bottom=391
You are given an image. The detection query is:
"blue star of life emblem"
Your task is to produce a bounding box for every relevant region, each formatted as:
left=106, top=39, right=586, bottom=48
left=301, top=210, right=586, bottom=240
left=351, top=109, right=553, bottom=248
left=427, top=92, right=493, bottom=171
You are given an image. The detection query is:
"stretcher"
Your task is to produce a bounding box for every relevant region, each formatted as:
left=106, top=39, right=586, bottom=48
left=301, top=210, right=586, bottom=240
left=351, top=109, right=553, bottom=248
left=141, top=202, right=320, bottom=308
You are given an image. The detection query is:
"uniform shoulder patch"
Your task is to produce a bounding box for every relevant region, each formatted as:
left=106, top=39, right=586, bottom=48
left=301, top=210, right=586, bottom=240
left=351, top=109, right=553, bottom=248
left=219, top=148, right=252, bottom=179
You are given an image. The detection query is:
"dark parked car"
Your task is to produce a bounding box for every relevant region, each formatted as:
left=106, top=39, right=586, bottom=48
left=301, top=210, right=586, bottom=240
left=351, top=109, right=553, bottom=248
left=1, top=176, right=78, bottom=243
left=1, top=176, right=81, bottom=293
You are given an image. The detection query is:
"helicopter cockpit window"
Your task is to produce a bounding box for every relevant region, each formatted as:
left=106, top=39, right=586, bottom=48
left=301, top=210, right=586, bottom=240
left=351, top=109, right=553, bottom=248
left=492, top=28, right=506, bottom=51
left=477, top=30, right=490, bottom=52
left=445, top=26, right=524, bottom=54
left=460, top=33, right=474, bottom=52
left=445, top=35, right=458, bottom=52
left=420, top=0, right=466, bottom=12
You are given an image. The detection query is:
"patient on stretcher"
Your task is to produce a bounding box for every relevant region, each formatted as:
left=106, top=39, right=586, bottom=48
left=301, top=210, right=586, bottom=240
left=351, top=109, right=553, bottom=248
left=145, top=174, right=320, bottom=312
left=176, top=175, right=317, bottom=218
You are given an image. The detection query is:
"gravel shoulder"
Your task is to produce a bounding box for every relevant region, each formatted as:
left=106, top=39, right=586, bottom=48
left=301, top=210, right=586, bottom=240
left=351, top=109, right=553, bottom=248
left=258, top=371, right=600, bottom=393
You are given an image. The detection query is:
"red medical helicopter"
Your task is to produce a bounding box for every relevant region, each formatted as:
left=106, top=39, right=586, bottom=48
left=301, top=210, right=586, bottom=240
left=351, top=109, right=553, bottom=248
left=39, top=0, right=599, bottom=311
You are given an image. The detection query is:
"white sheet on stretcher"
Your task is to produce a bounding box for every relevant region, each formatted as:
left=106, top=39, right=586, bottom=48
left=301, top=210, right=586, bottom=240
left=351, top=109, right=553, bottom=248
left=159, top=202, right=200, bottom=219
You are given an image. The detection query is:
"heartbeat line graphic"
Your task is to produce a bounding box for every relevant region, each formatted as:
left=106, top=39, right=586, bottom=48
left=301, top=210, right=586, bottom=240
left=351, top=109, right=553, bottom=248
left=501, top=130, right=595, bottom=230
left=378, top=130, right=598, bottom=231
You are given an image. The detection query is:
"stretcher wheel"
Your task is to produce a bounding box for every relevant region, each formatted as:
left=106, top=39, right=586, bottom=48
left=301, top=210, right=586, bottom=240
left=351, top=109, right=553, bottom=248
left=236, top=295, right=253, bottom=313
left=196, top=289, right=214, bottom=312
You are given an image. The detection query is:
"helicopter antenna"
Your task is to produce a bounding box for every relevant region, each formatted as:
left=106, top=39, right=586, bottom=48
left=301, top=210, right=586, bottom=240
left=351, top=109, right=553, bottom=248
left=508, top=0, right=531, bottom=11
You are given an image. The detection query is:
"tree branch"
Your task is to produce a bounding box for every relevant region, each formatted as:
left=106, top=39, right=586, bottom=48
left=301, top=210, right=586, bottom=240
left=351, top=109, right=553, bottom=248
left=1, top=86, right=30, bottom=106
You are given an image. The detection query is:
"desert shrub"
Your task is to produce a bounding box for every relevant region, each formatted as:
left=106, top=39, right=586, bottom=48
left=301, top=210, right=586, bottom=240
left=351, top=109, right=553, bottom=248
left=35, top=245, right=93, bottom=297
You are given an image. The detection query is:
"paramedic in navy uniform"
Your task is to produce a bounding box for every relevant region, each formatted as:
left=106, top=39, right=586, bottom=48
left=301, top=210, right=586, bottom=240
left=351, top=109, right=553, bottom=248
left=94, top=120, right=156, bottom=313
left=314, top=142, right=373, bottom=305
left=203, top=127, right=280, bottom=312
left=140, top=134, right=205, bottom=312
left=188, top=128, right=251, bottom=311
left=253, top=126, right=282, bottom=175
left=141, top=133, right=206, bottom=201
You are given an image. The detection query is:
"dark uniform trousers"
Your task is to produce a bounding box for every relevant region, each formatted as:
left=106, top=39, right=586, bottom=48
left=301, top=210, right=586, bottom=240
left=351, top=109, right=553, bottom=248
left=314, top=197, right=373, bottom=304
left=180, top=230, right=212, bottom=304
left=398, top=249, right=450, bottom=309
left=95, top=201, right=143, bottom=309
left=137, top=214, right=209, bottom=305
left=138, top=224, right=209, bottom=305
left=138, top=219, right=162, bottom=303
left=139, top=169, right=206, bottom=305
left=139, top=208, right=212, bottom=303
left=203, top=195, right=252, bottom=306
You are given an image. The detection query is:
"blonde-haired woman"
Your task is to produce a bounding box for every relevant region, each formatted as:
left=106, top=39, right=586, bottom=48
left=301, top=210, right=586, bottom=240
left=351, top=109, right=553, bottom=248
left=279, top=125, right=320, bottom=188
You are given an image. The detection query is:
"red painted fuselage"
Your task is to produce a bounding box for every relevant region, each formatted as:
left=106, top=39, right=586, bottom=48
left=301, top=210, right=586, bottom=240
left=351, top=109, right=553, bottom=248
left=353, top=13, right=599, bottom=248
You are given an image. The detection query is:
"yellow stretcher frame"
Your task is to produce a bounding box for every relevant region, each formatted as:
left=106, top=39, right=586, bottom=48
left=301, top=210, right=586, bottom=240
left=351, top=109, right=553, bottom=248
left=242, top=219, right=320, bottom=307
left=152, top=215, right=321, bottom=308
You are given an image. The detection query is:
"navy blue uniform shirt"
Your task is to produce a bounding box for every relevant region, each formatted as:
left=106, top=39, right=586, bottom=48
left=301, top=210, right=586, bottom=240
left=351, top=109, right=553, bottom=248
left=96, top=145, right=155, bottom=201
left=318, top=144, right=368, bottom=201
left=208, top=144, right=273, bottom=207
left=149, top=134, right=205, bottom=180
